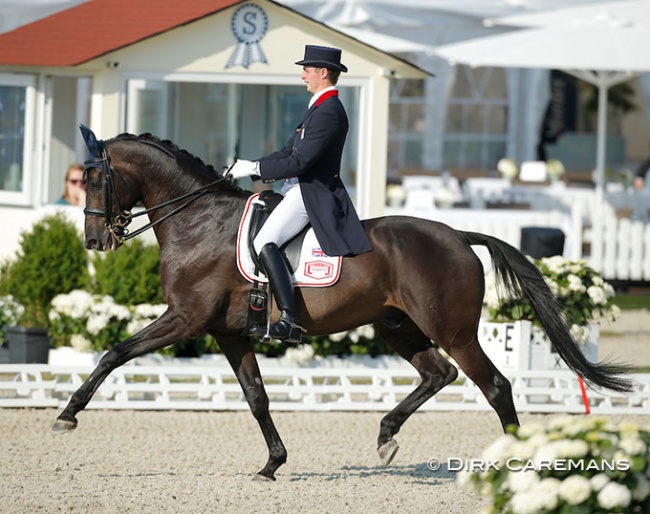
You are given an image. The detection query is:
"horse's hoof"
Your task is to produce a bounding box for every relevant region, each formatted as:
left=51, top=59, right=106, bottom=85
left=253, top=472, right=275, bottom=482
left=378, top=439, right=399, bottom=466
left=51, top=418, right=77, bottom=435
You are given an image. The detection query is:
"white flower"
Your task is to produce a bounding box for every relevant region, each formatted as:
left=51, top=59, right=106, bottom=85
left=567, top=274, right=585, bottom=293
left=327, top=331, right=348, bottom=342
left=284, top=344, right=315, bottom=365
left=558, top=416, right=599, bottom=435
left=534, top=478, right=561, bottom=510
left=50, top=290, right=94, bottom=319
left=590, top=473, right=610, bottom=491
left=543, top=256, right=566, bottom=275
left=482, top=433, right=516, bottom=464
left=559, top=475, right=592, bottom=505
left=509, top=491, right=540, bottom=514
left=587, top=285, right=607, bottom=306
left=133, top=303, right=167, bottom=319
left=86, top=313, right=109, bottom=335
left=126, top=318, right=153, bottom=336
left=507, top=470, right=540, bottom=493
left=70, top=334, right=92, bottom=352
left=106, top=303, right=131, bottom=321
left=517, top=423, right=545, bottom=438
left=509, top=478, right=560, bottom=513
left=509, top=441, right=537, bottom=461
left=356, top=324, right=376, bottom=340
left=619, top=437, right=647, bottom=456
left=497, top=158, right=518, bottom=179
left=597, top=481, right=632, bottom=509
left=0, top=295, right=24, bottom=325
left=546, top=159, right=565, bottom=177
left=569, top=324, right=590, bottom=345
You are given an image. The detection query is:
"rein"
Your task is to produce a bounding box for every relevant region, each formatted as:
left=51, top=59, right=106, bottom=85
left=83, top=145, right=231, bottom=244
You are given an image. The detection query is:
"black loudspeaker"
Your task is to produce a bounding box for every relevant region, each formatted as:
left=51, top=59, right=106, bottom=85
left=520, top=227, right=565, bottom=258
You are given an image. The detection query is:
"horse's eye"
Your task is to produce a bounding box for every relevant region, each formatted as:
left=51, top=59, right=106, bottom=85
left=88, top=179, right=102, bottom=192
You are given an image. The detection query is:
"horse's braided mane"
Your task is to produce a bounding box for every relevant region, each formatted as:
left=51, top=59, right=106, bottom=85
left=113, top=132, right=224, bottom=177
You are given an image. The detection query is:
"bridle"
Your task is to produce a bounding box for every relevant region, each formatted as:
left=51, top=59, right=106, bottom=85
left=83, top=141, right=231, bottom=244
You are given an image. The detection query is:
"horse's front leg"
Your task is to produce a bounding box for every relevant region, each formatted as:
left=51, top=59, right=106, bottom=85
left=52, top=311, right=189, bottom=433
left=219, top=335, right=287, bottom=481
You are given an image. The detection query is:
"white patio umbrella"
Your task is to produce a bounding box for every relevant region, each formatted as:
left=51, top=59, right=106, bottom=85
left=435, top=3, right=650, bottom=194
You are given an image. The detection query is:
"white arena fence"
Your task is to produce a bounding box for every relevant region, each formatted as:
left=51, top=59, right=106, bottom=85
left=0, top=363, right=648, bottom=415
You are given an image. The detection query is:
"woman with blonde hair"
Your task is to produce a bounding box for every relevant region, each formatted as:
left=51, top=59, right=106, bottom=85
left=55, top=163, right=86, bottom=206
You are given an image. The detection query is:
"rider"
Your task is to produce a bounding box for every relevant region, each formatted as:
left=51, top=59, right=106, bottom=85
left=228, top=45, right=372, bottom=344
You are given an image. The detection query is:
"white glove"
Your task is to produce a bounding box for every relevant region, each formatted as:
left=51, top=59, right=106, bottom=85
left=229, top=159, right=260, bottom=179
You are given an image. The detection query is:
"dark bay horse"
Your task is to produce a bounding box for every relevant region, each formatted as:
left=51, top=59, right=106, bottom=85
left=52, top=130, right=632, bottom=481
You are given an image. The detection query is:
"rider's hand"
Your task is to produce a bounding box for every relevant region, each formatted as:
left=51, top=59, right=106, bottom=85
left=229, top=159, right=260, bottom=179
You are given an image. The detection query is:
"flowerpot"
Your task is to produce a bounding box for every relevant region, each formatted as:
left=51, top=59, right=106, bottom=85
left=0, top=342, right=9, bottom=364
left=6, top=326, right=51, bottom=364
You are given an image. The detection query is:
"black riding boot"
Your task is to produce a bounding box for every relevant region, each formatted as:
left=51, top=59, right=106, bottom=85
left=250, top=243, right=303, bottom=344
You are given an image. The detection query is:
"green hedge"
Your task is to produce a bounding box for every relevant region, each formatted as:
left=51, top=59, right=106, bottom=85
left=0, top=213, right=90, bottom=327
left=91, top=239, right=164, bottom=305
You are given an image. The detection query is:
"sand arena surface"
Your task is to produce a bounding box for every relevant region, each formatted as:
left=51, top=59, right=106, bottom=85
left=3, top=409, right=650, bottom=513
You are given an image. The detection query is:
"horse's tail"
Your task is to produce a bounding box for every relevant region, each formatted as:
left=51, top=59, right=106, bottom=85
left=462, top=231, right=634, bottom=393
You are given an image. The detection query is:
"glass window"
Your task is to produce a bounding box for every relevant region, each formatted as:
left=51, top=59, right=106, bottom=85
left=443, top=66, right=509, bottom=171
left=388, top=78, right=427, bottom=176
left=0, top=74, right=35, bottom=204
left=125, top=79, right=360, bottom=194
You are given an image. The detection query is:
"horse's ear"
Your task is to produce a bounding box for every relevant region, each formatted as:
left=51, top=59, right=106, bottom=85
left=79, top=124, right=105, bottom=159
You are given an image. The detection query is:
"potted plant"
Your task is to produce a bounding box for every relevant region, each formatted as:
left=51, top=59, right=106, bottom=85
left=0, top=294, right=24, bottom=363
left=0, top=212, right=90, bottom=363
left=481, top=256, right=619, bottom=371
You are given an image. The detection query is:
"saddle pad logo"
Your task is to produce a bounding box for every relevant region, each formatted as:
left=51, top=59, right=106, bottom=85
left=304, top=260, right=334, bottom=280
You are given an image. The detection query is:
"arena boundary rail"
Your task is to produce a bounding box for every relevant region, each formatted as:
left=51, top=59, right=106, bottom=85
left=0, top=364, right=648, bottom=415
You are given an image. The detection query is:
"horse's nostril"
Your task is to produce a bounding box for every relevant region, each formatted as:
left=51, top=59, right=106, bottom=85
left=86, top=238, right=98, bottom=250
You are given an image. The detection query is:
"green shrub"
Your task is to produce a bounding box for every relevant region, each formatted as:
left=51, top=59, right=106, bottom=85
left=91, top=239, right=164, bottom=305
left=0, top=213, right=90, bottom=327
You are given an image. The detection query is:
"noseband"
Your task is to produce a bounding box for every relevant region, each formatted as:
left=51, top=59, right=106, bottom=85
left=83, top=144, right=229, bottom=244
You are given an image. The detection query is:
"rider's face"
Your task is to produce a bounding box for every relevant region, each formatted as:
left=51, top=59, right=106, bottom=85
left=301, top=66, right=329, bottom=94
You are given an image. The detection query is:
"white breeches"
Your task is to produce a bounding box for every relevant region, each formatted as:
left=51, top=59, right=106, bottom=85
left=253, top=183, right=310, bottom=255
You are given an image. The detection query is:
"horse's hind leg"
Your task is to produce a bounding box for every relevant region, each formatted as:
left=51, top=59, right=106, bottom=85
left=447, top=337, right=519, bottom=431
left=375, top=322, right=459, bottom=466
left=219, top=335, right=287, bottom=481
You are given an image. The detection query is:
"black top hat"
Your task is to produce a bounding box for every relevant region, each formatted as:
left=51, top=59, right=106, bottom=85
left=295, top=45, right=348, bottom=73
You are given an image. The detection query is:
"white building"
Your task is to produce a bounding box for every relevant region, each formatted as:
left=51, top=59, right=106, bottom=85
left=0, top=0, right=427, bottom=259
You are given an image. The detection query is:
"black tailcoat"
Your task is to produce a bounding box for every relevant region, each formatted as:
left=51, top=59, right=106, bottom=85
left=257, top=93, right=372, bottom=257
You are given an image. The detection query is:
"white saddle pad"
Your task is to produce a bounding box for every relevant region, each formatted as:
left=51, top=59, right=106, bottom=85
left=236, top=194, right=342, bottom=287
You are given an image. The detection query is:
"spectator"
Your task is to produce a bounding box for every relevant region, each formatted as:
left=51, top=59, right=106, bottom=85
left=55, top=163, right=86, bottom=206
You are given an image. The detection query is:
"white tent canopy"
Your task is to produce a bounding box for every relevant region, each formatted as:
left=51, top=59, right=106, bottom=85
left=490, top=0, right=650, bottom=29
left=435, top=4, right=650, bottom=193
left=0, top=0, right=88, bottom=34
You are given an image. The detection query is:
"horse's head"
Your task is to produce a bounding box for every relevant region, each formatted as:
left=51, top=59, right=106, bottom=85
left=80, top=125, right=141, bottom=251
left=80, top=126, right=238, bottom=252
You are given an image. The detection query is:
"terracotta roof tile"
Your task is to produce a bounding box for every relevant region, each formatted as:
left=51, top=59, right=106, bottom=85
left=0, top=0, right=242, bottom=66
